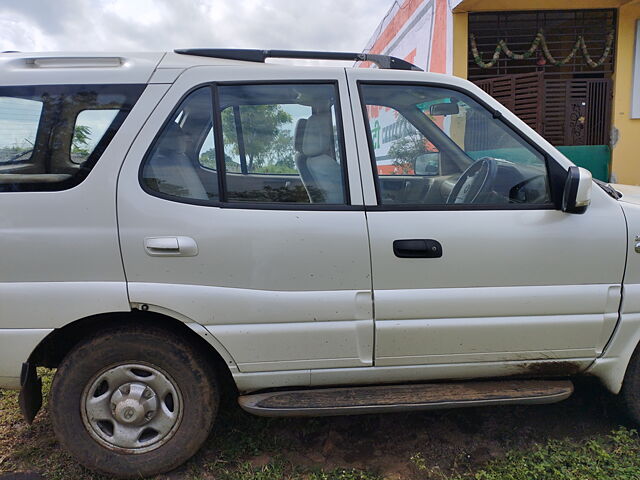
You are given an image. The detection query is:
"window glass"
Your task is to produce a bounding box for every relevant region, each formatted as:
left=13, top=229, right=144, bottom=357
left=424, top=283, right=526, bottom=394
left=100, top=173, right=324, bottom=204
left=0, top=97, right=42, bottom=164
left=361, top=84, right=551, bottom=207
left=0, top=85, right=144, bottom=192
left=142, top=87, right=218, bottom=202
left=198, top=128, right=216, bottom=170
left=71, top=109, right=119, bottom=164
left=218, top=84, right=346, bottom=204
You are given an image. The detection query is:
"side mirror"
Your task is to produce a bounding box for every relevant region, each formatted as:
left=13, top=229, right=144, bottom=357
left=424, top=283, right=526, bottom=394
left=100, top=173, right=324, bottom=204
left=562, top=166, right=592, bottom=214
left=415, top=153, right=440, bottom=176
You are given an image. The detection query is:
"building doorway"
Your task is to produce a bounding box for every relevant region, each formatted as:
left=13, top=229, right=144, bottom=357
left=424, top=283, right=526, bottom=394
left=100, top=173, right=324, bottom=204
left=468, top=9, right=616, bottom=180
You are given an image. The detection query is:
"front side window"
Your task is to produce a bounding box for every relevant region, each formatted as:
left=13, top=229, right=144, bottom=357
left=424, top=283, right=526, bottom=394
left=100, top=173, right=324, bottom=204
left=361, top=83, right=551, bottom=207
left=0, top=85, right=144, bottom=192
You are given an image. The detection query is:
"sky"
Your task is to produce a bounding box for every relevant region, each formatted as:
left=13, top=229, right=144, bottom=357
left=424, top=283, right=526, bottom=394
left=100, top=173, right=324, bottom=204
left=0, top=0, right=393, bottom=56
left=0, top=0, right=399, bottom=151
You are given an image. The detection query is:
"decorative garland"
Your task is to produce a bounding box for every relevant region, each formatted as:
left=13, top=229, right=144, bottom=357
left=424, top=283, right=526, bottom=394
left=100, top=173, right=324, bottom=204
left=470, top=30, right=615, bottom=68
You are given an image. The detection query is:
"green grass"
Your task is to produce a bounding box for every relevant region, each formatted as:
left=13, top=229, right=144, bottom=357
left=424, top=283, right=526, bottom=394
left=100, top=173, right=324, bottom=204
left=2, top=373, right=640, bottom=480
left=459, top=427, right=640, bottom=480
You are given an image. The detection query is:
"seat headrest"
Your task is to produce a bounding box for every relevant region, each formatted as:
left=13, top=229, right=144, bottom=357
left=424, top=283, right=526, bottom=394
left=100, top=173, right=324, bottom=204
left=302, top=114, right=332, bottom=157
left=294, top=118, right=307, bottom=153
left=156, top=123, right=188, bottom=155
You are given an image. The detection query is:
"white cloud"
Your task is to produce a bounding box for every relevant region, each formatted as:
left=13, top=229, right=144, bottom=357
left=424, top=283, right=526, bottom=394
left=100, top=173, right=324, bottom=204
left=0, top=0, right=394, bottom=61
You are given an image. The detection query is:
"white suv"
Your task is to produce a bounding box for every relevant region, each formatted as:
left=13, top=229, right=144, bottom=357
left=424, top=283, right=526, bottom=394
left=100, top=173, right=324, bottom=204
left=1, top=49, right=639, bottom=478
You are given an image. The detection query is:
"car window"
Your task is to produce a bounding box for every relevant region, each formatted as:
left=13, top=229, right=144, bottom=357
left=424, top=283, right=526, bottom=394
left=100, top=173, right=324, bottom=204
left=0, top=97, right=42, bottom=165
left=367, top=105, right=443, bottom=177
left=142, top=83, right=348, bottom=206
left=71, top=109, right=119, bottom=164
left=218, top=83, right=347, bottom=204
left=198, top=128, right=216, bottom=171
left=142, top=86, right=219, bottom=202
left=0, top=85, right=144, bottom=192
left=360, top=83, right=551, bottom=207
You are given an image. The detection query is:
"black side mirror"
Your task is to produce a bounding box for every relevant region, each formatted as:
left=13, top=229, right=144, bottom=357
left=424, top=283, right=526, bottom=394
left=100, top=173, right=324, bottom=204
left=562, top=166, right=592, bottom=214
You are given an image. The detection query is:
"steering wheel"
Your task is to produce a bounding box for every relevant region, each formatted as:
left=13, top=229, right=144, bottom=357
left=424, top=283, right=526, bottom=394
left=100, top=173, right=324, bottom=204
left=447, top=157, right=499, bottom=205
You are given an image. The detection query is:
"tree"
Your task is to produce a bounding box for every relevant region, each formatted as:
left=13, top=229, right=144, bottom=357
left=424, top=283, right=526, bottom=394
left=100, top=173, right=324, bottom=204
left=221, top=105, right=293, bottom=172
left=72, top=124, right=92, bottom=155
left=260, top=130, right=296, bottom=173
left=388, top=131, right=430, bottom=174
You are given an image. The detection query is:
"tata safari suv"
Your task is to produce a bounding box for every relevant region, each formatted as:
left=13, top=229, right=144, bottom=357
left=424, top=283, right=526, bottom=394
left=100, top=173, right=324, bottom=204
left=1, top=49, right=640, bottom=478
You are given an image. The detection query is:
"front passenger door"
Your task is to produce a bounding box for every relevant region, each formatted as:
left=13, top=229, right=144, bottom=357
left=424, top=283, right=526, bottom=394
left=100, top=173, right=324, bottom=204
left=348, top=73, right=626, bottom=373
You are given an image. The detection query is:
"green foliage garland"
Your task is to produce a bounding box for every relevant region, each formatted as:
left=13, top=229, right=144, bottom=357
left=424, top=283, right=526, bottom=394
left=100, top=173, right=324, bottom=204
left=470, top=29, right=614, bottom=68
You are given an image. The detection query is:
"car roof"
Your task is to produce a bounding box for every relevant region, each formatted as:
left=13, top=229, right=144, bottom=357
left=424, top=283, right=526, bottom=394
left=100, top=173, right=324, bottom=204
left=0, top=50, right=424, bottom=87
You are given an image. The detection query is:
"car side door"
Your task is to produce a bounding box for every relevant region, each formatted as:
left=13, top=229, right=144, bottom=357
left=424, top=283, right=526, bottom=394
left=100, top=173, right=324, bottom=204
left=348, top=69, right=626, bottom=376
left=117, top=66, right=374, bottom=378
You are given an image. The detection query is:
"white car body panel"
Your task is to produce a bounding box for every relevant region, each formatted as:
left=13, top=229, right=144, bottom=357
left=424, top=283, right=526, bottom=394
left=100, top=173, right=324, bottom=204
left=0, top=51, right=637, bottom=400
left=0, top=329, right=53, bottom=388
left=0, top=82, right=171, bottom=385
left=588, top=194, right=640, bottom=393
left=346, top=68, right=626, bottom=370
left=0, top=52, right=165, bottom=86
left=117, top=66, right=373, bottom=374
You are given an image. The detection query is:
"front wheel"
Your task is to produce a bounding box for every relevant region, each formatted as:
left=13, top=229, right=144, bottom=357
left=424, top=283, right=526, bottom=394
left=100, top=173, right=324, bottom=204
left=49, top=325, right=219, bottom=478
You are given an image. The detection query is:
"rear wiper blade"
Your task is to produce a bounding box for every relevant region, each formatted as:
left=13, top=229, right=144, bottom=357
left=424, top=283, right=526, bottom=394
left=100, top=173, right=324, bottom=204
left=2, top=148, right=34, bottom=164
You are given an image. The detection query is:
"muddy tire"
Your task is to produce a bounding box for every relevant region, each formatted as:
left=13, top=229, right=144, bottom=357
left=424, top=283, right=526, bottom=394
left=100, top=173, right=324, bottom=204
left=49, top=325, right=219, bottom=478
left=620, top=347, right=640, bottom=425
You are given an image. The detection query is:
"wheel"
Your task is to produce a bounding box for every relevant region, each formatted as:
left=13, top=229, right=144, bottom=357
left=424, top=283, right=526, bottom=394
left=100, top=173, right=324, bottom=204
left=620, top=348, right=640, bottom=425
left=49, top=325, right=219, bottom=478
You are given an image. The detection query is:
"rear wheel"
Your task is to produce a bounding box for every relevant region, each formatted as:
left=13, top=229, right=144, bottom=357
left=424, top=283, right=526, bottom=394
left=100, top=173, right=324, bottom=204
left=620, top=348, right=640, bottom=424
left=49, top=325, right=219, bottom=478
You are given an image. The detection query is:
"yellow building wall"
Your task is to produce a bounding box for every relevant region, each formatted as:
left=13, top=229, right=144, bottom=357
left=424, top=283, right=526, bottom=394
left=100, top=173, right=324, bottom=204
left=612, top=3, right=640, bottom=184
left=452, top=0, right=640, bottom=184
left=453, top=12, right=468, bottom=78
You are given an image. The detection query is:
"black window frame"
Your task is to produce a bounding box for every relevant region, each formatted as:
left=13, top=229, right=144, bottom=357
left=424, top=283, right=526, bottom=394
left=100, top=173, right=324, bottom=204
left=140, top=80, right=356, bottom=211
left=0, top=84, right=145, bottom=193
left=357, top=80, right=564, bottom=211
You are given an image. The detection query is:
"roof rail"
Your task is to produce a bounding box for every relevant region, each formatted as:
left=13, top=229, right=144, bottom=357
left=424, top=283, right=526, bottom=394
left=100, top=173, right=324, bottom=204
left=174, top=48, right=422, bottom=71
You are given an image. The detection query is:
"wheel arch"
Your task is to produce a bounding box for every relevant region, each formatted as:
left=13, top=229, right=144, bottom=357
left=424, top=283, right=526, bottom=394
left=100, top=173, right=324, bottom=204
left=587, top=311, right=640, bottom=394
left=28, top=309, right=239, bottom=390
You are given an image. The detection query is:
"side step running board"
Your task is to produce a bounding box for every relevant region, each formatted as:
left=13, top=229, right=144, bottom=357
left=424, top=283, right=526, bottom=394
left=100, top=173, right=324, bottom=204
left=238, top=379, right=573, bottom=417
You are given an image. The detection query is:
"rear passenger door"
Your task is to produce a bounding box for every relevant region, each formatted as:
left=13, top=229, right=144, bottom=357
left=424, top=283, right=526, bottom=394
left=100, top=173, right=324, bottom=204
left=117, top=67, right=374, bottom=376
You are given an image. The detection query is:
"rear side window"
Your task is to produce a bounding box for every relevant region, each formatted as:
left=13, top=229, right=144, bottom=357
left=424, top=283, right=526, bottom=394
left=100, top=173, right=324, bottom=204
left=71, top=109, right=120, bottom=164
left=219, top=83, right=346, bottom=204
left=141, top=83, right=348, bottom=206
left=0, top=84, right=144, bottom=192
left=141, top=87, right=219, bottom=202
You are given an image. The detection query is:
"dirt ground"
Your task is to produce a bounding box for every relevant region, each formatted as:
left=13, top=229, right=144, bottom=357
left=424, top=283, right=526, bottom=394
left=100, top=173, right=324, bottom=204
left=219, top=379, right=623, bottom=479
left=0, top=377, right=629, bottom=479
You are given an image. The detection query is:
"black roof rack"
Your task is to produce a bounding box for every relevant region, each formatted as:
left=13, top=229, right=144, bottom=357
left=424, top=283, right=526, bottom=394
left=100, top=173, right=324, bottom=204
left=174, top=48, right=422, bottom=71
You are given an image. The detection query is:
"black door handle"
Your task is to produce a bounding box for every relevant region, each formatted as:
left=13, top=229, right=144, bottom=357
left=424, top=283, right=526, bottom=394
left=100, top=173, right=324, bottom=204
left=393, top=239, right=442, bottom=258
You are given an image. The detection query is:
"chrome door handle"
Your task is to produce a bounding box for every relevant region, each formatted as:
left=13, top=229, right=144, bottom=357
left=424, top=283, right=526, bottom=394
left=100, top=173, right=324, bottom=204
left=144, top=236, right=198, bottom=257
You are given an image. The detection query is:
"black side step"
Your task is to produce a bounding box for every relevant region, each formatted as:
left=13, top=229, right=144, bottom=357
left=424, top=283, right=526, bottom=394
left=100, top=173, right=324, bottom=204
left=238, top=379, right=573, bottom=417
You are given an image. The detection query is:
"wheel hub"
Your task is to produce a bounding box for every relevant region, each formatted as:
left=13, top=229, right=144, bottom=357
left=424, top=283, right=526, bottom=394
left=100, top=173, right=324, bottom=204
left=111, top=382, right=158, bottom=425
left=80, top=363, right=183, bottom=453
